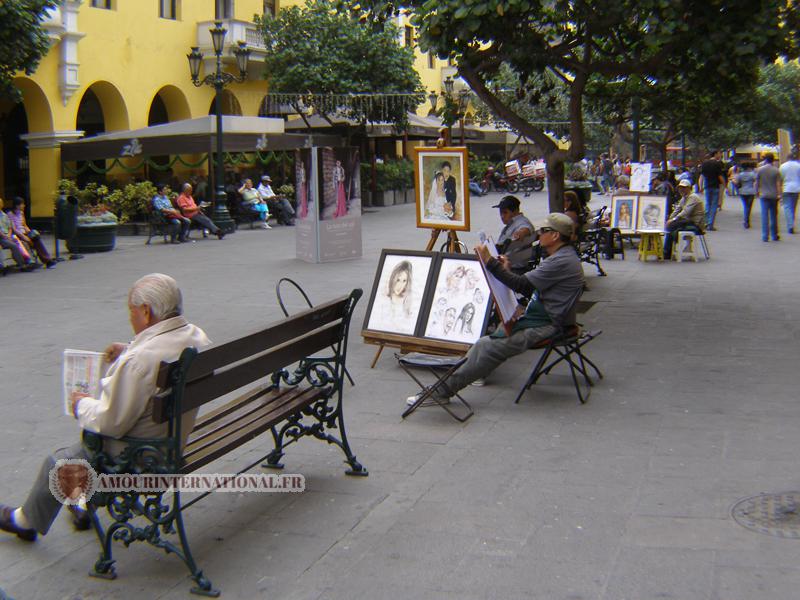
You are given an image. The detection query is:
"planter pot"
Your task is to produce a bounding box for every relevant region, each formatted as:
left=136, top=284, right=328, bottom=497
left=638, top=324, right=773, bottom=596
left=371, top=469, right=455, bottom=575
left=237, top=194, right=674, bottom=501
left=67, top=223, right=117, bottom=253
left=373, top=191, right=395, bottom=207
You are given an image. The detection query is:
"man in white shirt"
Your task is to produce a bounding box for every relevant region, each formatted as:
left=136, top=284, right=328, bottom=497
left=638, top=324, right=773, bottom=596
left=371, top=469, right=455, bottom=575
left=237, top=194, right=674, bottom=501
left=0, top=274, right=210, bottom=541
left=257, top=175, right=296, bottom=226
left=779, top=150, right=800, bottom=234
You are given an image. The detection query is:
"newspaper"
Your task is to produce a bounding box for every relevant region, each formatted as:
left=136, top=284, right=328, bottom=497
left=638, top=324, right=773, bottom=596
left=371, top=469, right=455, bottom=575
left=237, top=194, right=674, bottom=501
left=63, top=349, right=106, bottom=416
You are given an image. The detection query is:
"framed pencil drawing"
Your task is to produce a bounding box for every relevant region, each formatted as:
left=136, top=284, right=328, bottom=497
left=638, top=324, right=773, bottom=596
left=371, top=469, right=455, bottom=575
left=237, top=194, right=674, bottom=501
left=635, top=195, right=667, bottom=232
left=414, top=147, right=470, bottom=231
left=421, top=255, right=492, bottom=345
left=610, top=195, right=638, bottom=233
left=362, top=250, right=436, bottom=337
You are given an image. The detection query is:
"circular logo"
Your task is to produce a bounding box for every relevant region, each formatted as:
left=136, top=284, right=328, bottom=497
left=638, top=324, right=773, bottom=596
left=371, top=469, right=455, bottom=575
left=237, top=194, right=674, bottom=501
left=48, top=459, right=98, bottom=506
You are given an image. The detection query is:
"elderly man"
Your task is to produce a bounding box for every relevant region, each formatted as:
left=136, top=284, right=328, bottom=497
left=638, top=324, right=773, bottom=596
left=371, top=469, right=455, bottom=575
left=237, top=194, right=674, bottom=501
left=176, top=183, right=224, bottom=240
left=663, top=179, right=706, bottom=260
left=407, top=213, right=584, bottom=405
left=257, top=175, right=295, bottom=226
left=0, top=273, right=210, bottom=541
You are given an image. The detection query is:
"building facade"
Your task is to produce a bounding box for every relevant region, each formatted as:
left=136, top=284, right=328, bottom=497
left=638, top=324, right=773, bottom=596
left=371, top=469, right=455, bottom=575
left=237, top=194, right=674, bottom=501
left=2, top=0, right=447, bottom=218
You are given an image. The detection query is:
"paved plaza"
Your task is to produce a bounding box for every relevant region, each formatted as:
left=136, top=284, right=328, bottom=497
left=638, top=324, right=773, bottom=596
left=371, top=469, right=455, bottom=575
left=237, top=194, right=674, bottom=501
left=2, top=191, right=800, bottom=599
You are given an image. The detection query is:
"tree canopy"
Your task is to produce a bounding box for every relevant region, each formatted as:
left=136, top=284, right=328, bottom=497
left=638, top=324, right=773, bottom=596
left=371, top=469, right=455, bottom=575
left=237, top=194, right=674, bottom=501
left=348, top=0, right=799, bottom=208
left=0, top=0, right=58, bottom=100
left=255, top=0, right=424, bottom=129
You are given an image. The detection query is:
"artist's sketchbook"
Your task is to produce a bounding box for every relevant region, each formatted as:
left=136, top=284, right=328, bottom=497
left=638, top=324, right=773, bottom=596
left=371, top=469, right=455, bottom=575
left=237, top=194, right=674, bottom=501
left=477, top=240, right=519, bottom=325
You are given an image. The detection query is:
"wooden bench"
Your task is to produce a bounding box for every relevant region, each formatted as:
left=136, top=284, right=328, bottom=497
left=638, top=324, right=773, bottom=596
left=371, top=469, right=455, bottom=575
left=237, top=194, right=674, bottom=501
left=82, top=289, right=366, bottom=597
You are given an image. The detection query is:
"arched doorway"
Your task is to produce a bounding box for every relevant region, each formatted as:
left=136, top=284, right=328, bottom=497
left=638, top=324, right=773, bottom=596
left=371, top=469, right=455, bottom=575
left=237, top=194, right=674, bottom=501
left=1, top=78, right=53, bottom=203
left=75, top=82, right=129, bottom=185
left=150, top=85, right=191, bottom=124
left=208, top=90, right=242, bottom=116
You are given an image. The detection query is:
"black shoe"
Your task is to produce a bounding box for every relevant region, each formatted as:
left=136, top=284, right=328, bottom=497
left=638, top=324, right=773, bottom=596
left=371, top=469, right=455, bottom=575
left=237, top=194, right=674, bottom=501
left=68, top=505, right=91, bottom=531
left=45, top=260, right=57, bottom=268
left=0, top=504, right=36, bottom=542
left=216, top=231, right=225, bottom=240
left=789, top=228, right=794, bottom=234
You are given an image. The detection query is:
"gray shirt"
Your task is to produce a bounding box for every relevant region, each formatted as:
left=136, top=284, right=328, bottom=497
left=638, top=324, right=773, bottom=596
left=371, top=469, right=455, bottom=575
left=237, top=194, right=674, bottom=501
left=756, top=164, right=781, bottom=199
left=497, top=213, right=534, bottom=246
left=736, top=170, right=756, bottom=196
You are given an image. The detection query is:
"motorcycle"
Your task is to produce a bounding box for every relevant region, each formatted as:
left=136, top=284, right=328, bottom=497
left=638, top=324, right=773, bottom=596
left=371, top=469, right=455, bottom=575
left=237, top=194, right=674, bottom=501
left=482, top=165, right=517, bottom=193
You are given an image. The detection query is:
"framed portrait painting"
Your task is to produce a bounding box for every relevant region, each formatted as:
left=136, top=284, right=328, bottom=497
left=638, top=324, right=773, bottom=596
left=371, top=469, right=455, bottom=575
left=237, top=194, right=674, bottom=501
left=414, top=147, right=470, bottom=232
left=363, top=250, right=436, bottom=337
left=635, top=195, right=667, bottom=232
left=421, top=255, right=492, bottom=345
left=610, top=195, right=638, bottom=232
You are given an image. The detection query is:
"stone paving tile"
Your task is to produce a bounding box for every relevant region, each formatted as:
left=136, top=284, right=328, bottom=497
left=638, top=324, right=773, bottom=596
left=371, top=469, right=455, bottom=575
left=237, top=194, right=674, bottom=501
left=4, top=193, right=800, bottom=599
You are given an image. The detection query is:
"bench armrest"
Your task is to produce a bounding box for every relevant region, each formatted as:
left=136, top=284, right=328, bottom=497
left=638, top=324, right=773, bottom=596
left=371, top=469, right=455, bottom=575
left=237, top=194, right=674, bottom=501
left=82, top=430, right=178, bottom=476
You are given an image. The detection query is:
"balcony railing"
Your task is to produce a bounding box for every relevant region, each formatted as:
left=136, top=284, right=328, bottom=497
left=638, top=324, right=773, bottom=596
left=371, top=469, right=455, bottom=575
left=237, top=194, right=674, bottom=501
left=196, top=19, right=266, bottom=62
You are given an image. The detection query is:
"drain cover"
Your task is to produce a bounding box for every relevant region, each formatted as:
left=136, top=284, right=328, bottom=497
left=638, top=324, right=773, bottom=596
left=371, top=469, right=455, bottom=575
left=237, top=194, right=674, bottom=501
left=731, top=492, right=800, bottom=538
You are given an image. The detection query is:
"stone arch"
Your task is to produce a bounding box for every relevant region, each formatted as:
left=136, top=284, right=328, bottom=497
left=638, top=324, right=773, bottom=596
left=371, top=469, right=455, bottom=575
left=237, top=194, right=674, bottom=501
left=208, top=89, right=242, bottom=116
left=11, top=77, right=53, bottom=133
left=149, top=85, right=192, bottom=124
left=77, top=80, right=129, bottom=133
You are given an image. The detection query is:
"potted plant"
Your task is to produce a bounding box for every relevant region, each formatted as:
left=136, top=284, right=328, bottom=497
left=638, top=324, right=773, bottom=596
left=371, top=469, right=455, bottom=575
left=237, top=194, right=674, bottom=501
left=57, top=179, right=119, bottom=253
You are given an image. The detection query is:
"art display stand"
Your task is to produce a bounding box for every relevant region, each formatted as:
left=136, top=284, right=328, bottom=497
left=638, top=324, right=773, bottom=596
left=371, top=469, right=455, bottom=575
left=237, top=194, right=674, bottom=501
left=637, top=232, right=664, bottom=261
left=363, top=331, right=469, bottom=369
left=424, top=228, right=464, bottom=253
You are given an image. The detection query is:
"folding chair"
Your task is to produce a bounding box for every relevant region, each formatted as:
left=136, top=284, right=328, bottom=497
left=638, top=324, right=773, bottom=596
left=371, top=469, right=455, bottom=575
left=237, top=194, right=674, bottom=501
left=397, top=352, right=473, bottom=422
left=276, top=277, right=355, bottom=386
left=514, top=326, right=603, bottom=405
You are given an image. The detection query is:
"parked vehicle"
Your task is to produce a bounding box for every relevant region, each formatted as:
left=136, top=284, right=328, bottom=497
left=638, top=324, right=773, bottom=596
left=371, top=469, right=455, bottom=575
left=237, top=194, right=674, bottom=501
left=482, top=165, right=517, bottom=193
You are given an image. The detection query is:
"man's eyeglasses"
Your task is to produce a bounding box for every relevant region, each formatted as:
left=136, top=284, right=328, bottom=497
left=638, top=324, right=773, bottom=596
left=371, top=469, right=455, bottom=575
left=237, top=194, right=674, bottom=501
left=538, top=227, right=555, bottom=234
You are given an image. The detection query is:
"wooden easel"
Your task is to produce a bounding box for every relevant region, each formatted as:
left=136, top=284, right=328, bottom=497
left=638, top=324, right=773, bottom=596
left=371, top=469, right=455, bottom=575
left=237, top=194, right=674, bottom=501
left=425, top=228, right=463, bottom=253
left=363, top=331, right=469, bottom=369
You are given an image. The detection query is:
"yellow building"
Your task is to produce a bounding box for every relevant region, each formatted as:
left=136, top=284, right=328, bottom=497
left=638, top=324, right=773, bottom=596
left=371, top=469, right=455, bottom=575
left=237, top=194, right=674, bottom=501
left=2, top=0, right=448, bottom=220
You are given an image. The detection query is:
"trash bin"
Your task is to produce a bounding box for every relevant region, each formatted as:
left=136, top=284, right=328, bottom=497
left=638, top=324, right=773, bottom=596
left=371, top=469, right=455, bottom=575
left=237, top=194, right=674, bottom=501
left=54, top=195, right=78, bottom=240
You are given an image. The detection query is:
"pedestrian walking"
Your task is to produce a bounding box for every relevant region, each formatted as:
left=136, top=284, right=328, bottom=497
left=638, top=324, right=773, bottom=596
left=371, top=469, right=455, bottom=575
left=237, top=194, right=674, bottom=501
left=756, top=153, right=782, bottom=242
left=779, top=149, right=800, bottom=234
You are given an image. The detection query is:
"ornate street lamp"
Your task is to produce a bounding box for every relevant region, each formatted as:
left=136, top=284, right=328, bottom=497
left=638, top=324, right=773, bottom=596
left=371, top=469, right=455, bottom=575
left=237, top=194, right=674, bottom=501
left=187, top=21, right=250, bottom=233
left=428, top=90, right=438, bottom=113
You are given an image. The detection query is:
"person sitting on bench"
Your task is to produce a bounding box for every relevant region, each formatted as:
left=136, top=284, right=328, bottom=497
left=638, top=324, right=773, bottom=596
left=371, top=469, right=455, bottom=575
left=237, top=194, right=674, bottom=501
left=494, top=195, right=535, bottom=274
left=0, top=273, right=210, bottom=541
left=152, top=184, right=190, bottom=243
left=406, top=213, right=584, bottom=405
left=176, top=183, right=225, bottom=240
left=663, top=179, right=706, bottom=260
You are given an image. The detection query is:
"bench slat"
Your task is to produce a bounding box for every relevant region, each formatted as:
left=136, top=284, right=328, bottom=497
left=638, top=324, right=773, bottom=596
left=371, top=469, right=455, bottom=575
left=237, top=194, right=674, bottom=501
left=186, top=386, right=302, bottom=446
left=190, top=383, right=274, bottom=432
left=180, top=386, right=325, bottom=473
left=153, top=321, right=342, bottom=424
left=175, top=296, right=349, bottom=387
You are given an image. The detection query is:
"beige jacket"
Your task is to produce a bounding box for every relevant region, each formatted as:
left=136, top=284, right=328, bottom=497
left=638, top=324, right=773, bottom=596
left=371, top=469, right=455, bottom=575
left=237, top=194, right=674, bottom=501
left=669, top=192, right=706, bottom=231
left=77, top=316, right=210, bottom=453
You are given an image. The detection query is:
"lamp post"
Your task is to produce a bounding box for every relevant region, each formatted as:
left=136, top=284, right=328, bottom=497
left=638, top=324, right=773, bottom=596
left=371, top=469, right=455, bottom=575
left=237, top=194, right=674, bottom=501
left=187, top=21, right=250, bottom=234
left=441, top=76, right=469, bottom=146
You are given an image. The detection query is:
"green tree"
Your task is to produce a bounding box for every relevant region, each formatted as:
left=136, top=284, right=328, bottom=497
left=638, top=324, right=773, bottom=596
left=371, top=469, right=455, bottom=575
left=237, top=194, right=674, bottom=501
left=255, top=0, right=424, bottom=132
left=752, top=61, right=800, bottom=141
left=0, top=0, right=58, bottom=100
left=348, top=0, right=798, bottom=210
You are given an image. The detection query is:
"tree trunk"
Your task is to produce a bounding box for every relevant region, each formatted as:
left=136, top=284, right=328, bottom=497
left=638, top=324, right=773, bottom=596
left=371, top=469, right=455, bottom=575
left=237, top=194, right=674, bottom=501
left=545, top=153, right=565, bottom=213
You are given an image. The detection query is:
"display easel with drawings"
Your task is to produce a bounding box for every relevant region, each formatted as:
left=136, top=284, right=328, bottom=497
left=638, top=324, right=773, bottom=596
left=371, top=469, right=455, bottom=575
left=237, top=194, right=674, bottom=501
left=360, top=250, right=493, bottom=368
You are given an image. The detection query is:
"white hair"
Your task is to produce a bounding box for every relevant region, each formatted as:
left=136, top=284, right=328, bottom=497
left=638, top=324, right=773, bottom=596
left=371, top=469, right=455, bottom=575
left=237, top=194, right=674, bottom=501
left=128, top=273, right=183, bottom=321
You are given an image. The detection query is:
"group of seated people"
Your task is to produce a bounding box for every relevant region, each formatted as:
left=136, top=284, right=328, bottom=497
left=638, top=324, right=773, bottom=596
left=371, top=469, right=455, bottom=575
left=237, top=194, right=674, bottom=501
left=0, top=196, right=56, bottom=271
left=152, top=174, right=296, bottom=240
left=152, top=183, right=225, bottom=244
left=236, top=175, right=296, bottom=229
left=407, top=200, right=584, bottom=406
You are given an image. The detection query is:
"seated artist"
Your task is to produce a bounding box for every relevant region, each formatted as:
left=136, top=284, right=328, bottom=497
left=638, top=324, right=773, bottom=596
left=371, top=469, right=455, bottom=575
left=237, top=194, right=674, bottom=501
left=494, top=195, right=535, bottom=275
left=406, top=213, right=584, bottom=405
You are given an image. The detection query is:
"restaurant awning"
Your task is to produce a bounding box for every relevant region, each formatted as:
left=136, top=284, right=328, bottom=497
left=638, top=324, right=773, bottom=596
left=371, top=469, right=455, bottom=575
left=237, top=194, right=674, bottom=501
left=60, top=116, right=346, bottom=163
left=283, top=112, right=485, bottom=141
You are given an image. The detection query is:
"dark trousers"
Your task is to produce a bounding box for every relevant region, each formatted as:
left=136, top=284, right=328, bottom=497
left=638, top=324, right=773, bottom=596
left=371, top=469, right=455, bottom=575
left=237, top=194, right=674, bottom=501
left=189, top=212, right=219, bottom=235
left=663, top=219, right=702, bottom=260
left=26, top=233, right=52, bottom=263
left=266, top=198, right=295, bottom=224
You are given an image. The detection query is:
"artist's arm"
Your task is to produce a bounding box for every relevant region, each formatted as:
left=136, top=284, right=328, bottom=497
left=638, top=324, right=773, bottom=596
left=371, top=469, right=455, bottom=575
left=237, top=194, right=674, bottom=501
left=486, top=257, right=535, bottom=296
